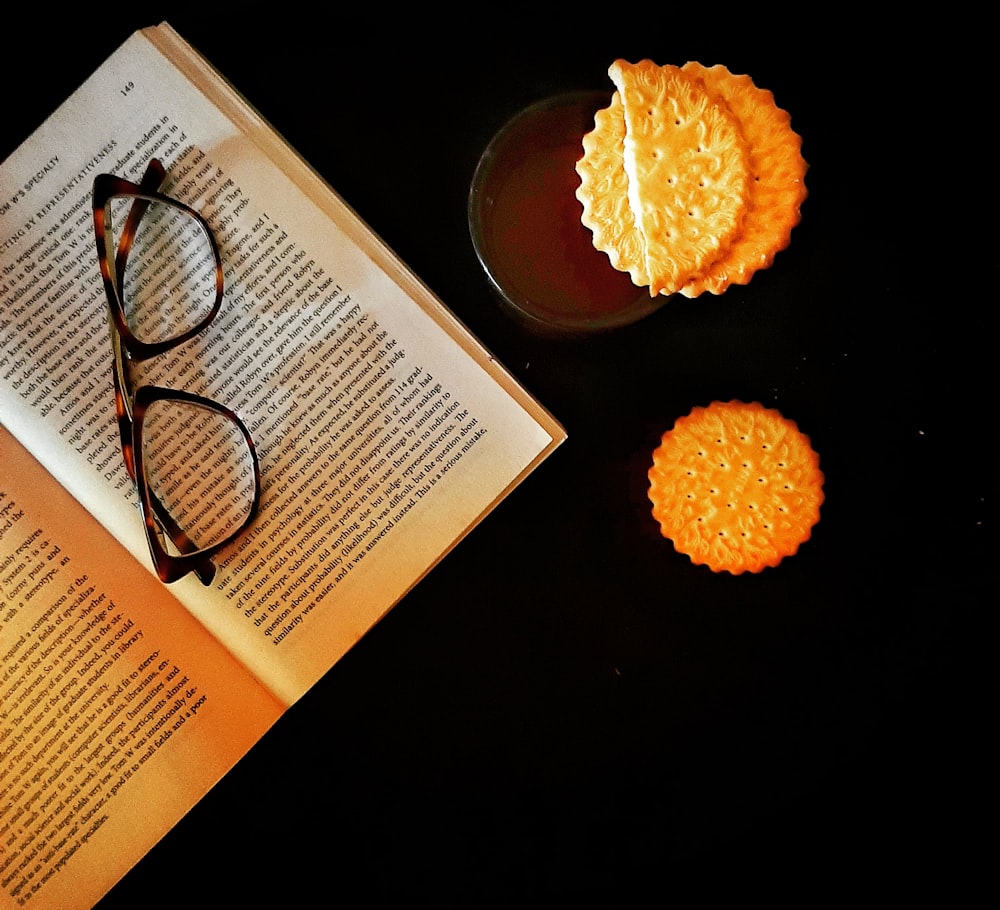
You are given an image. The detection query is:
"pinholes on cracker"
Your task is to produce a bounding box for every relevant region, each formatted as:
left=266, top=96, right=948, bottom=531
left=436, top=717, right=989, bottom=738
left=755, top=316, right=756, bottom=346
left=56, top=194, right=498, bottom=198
left=576, top=60, right=807, bottom=299
left=648, top=401, right=823, bottom=574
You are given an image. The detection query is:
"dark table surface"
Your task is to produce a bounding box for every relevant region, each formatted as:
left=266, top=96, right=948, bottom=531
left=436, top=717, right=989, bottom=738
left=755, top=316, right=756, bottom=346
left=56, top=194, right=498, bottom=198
left=6, top=13, right=987, bottom=905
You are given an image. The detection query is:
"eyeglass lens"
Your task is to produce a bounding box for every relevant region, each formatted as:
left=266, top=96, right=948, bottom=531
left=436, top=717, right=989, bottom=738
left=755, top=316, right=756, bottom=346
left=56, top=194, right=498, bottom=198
left=109, top=195, right=218, bottom=346
left=141, top=396, right=257, bottom=556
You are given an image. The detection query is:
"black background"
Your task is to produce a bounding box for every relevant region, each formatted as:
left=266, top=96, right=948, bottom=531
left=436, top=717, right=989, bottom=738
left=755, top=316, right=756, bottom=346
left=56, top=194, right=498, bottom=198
left=4, top=13, right=987, bottom=905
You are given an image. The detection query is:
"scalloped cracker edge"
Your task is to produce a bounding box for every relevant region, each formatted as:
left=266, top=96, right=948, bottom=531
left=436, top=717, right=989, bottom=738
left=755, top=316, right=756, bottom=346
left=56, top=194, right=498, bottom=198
left=648, top=400, right=824, bottom=574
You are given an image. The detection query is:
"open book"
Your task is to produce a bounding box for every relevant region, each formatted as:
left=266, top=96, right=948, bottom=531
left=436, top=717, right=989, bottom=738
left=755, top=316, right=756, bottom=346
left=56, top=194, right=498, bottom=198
left=0, top=22, right=565, bottom=908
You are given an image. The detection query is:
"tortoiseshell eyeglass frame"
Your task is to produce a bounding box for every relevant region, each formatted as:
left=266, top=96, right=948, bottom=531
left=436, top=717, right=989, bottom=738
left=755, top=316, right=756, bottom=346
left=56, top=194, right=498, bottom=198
left=92, top=157, right=260, bottom=585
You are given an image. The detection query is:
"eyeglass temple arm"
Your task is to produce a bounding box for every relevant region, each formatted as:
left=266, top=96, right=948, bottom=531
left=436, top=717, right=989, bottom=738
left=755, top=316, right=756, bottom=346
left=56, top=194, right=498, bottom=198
left=107, top=155, right=170, bottom=457
left=112, top=158, right=215, bottom=585
left=107, top=155, right=170, bottom=458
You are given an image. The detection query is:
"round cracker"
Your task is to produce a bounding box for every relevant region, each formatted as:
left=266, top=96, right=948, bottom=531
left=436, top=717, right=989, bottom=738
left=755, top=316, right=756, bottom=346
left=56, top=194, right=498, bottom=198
left=678, top=62, right=808, bottom=297
left=648, top=400, right=824, bottom=574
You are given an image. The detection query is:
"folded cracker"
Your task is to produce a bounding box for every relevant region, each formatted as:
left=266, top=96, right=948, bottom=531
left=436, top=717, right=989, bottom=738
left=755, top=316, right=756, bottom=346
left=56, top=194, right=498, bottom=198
left=575, top=92, right=649, bottom=286
left=677, top=62, right=808, bottom=297
left=607, top=59, right=750, bottom=296
left=648, top=400, right=824, bottom=574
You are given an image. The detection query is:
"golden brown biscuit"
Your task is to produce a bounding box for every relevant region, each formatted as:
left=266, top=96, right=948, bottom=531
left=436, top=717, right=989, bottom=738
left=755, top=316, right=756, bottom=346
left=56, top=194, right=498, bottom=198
left=648, top=400, right=824, bottom=574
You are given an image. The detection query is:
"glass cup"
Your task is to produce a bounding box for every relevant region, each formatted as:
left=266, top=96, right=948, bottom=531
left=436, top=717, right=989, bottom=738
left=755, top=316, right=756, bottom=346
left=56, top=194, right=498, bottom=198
left=469, top=90, right=667, bottom=337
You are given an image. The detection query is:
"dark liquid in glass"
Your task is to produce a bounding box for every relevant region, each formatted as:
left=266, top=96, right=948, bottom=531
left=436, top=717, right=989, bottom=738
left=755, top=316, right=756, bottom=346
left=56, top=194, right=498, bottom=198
left=474, top=92, right=650, bottom=330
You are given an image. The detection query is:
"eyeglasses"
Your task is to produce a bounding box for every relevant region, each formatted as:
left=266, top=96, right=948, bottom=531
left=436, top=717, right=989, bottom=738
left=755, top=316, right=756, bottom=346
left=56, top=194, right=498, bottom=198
left=93, top=157, right=260, bottom=585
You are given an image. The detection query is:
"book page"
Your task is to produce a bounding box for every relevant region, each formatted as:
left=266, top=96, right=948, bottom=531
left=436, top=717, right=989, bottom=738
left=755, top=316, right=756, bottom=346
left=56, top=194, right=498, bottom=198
left=0, top=425, right=284, bottom=909
left=1, top=24, right=565, bottom=706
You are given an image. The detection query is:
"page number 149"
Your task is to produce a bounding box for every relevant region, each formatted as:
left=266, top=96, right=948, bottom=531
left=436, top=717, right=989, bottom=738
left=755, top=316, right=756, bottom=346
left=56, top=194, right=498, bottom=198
left=120, top=81, right=135, bottom=96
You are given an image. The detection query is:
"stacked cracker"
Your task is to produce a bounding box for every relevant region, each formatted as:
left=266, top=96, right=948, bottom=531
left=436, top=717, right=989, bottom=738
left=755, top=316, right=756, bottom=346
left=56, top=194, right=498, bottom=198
left=576, top=60, right=807, bottom=298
